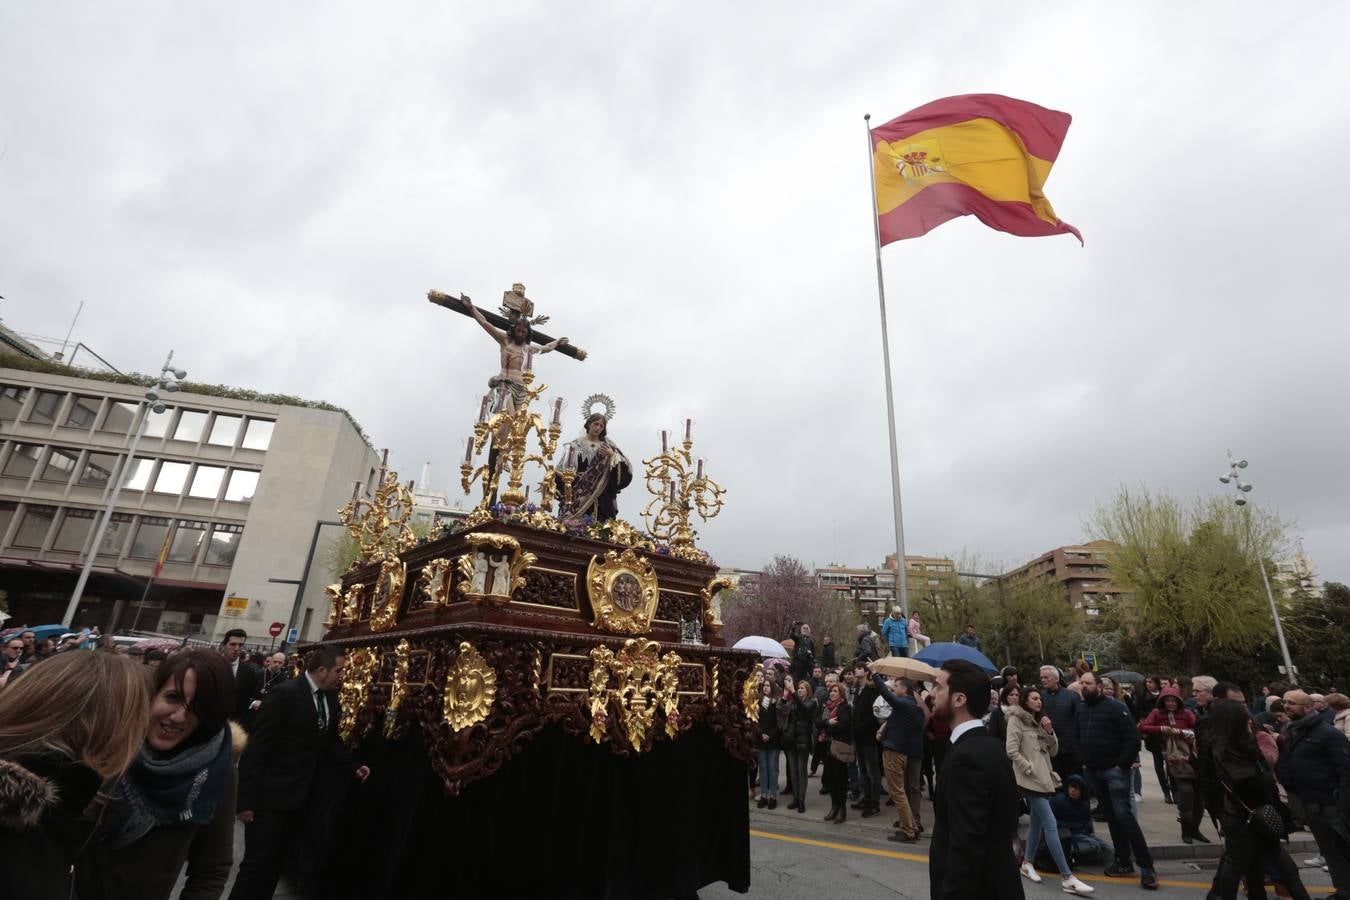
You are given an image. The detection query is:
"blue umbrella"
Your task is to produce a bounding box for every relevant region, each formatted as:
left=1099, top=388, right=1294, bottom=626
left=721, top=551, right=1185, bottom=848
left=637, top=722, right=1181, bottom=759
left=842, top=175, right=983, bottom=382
left=913, top=641, right=998, bottom=674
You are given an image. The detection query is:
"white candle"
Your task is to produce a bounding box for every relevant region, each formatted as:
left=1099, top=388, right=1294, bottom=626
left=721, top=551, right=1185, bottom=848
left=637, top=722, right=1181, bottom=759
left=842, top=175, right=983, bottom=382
left=464, top=437, right=474, bottom=463
left=696, top=458, right=704, bottom=480
left=668, top=481, right=676, bottom=504
left=684, top=418, right=691, bottom=442
left=661, top=430, right=668, bottom=453
left=564, top=446, right=575, bottom=469
left=552, top=398, right=562, bottom=426
left=478, top=395, right=490, bottom=422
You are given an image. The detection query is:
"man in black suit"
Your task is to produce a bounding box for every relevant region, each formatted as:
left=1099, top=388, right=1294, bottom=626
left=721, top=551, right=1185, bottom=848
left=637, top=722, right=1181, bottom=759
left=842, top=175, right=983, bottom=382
left=228, top=645, right=371, bottom=900
left=220, top=628, right=263, bottom=722
left=927, top=659, right=1024, bottom=900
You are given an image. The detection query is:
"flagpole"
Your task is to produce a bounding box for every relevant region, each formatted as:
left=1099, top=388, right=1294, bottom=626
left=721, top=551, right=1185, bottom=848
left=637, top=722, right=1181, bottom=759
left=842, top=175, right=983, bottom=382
left=863, top=113, right=910, bottom=619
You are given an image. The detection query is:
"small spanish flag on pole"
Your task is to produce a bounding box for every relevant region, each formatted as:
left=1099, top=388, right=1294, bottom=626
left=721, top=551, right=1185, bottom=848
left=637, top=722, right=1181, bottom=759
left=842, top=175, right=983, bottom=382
left=869, top=93, right=1081, bottom=244
left=153, top=526, right=172, bottom=578
left=863, top=95, right=1081, bottom=619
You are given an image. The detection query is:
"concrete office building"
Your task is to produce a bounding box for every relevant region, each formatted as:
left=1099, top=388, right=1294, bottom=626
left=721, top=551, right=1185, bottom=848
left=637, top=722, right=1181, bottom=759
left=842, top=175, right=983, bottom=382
left=0, top=356, right=381, bottom=644
left=999, top=540, right=1126, bottom=617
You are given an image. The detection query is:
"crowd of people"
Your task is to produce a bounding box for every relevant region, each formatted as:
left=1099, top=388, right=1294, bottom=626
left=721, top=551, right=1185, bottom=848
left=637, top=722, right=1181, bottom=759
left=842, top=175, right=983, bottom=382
left=755, top=617, right=1350, bottom=899
left=0, top=624, right=363, bottom=900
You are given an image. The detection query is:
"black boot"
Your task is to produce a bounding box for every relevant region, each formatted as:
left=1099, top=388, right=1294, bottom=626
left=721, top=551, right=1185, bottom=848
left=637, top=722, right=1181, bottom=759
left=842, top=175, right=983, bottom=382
left=823, top=805, right=838, bottom=822
left=834, top=803, right=847, bottom=824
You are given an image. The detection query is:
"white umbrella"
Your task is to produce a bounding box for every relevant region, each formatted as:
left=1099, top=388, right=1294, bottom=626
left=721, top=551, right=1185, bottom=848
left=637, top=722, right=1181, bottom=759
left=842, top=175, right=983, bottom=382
left=871, top=656, right=938, bottom=681
left=732, top=635, right=790, bottom=659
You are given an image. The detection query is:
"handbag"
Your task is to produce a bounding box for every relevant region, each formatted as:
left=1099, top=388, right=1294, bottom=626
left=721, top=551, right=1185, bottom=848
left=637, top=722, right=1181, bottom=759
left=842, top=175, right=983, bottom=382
left=1218, top=772, right=1288, bottom=839
left=1164, top=736, right=1195, bottom=779
left=829, top=739, right=856, bottom=764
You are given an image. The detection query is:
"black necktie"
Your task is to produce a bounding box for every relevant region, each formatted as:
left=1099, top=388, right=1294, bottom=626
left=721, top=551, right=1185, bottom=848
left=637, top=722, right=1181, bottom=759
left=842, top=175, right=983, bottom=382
left=315, top=690, right=327, bottom=731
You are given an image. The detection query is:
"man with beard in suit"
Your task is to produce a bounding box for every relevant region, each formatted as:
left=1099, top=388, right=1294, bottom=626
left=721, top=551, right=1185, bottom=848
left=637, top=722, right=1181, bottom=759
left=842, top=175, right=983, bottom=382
left=228, top=645, right=371, bottom=900
left=220, top=628, right=262, bottom=722
left=927, top=659, right=1024, bottom=900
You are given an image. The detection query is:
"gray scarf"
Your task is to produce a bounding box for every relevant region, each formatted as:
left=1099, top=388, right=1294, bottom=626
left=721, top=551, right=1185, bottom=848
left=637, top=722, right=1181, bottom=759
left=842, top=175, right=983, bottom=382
left=104, top=726, right=231, bottom=849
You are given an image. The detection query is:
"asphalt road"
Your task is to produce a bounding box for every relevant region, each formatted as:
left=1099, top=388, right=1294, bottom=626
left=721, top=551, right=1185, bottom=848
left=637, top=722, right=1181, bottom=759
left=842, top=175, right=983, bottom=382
left=698, top=818, right=1340, bottom=899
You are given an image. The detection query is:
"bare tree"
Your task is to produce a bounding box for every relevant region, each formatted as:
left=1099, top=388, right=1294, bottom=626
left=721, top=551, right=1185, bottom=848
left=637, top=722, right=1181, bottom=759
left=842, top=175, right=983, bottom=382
left=721, top=555, right=857, bottom=654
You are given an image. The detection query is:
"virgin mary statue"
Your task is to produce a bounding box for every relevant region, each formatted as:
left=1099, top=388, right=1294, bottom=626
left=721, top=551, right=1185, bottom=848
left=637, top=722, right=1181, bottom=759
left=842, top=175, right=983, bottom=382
left=558, top=398, right=631, bottom=522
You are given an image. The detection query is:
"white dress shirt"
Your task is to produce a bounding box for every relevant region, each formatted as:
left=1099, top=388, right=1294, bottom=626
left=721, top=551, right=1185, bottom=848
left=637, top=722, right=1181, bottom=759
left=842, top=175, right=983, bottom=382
left=950, top=718, right=983, bottom=744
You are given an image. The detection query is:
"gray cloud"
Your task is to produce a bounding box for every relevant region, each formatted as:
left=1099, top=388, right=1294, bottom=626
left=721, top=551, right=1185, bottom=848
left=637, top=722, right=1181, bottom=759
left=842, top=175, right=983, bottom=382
left=2, top=2, right=1347, bottom=583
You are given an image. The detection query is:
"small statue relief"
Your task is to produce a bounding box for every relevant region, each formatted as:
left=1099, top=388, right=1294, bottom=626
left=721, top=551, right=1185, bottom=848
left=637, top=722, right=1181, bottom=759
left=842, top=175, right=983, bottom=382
left=611, top=572, right=642, bottom=612
left=456, top=534, right=537, bottom=606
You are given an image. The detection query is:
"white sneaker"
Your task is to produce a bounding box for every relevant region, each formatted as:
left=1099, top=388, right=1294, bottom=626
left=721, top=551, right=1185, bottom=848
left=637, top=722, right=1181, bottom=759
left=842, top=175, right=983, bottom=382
left=1132, top=793, right=1143, bottom=802
left=1020, top=861, right=1043, bottom=884
left=1061, top=875, right=1095, bottom=895
left=1304, top=856, right=1326, bottom=867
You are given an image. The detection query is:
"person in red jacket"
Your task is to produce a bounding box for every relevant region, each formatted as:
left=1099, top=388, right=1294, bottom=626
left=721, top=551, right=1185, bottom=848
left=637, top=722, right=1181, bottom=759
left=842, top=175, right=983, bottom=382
left=1138, top=686, right=1208, bottom=844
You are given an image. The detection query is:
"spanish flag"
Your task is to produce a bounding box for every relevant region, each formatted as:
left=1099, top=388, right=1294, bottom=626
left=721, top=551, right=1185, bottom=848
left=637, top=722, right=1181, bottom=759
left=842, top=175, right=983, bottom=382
left=871, top=94, right=1081, bottom=245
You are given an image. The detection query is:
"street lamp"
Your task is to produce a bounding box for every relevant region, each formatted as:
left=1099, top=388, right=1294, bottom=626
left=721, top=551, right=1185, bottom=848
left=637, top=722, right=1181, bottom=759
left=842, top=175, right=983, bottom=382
left=1219, top=451, right=1297, bottom=685
left=63, top=352, right=186, bottom=628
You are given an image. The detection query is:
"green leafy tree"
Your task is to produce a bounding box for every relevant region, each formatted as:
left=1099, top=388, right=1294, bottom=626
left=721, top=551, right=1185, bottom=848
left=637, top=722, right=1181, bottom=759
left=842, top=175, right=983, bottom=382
left=1090, top=486, right=1290, bottom=674
left=1286, top=582, right=1350, bottom=690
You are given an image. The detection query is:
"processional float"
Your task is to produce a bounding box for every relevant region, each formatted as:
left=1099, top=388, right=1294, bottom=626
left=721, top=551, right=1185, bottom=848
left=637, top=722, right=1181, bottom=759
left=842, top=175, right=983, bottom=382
left=306, top=284, right=754, bottom=900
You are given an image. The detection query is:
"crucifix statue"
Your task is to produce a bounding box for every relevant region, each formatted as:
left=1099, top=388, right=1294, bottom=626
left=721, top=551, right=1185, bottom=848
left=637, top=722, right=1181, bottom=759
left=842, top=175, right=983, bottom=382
left=430, top=283, right=587, bottom=490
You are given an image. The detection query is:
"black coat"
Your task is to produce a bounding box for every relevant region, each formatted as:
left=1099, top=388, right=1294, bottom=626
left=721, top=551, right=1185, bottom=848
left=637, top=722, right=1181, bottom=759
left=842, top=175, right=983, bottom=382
left=818, top=702, right=853, bottom=745
left=236, top=674, right=356, bottom=813
left=852, top=683, right=880, bottom=745
left=0, top=754, right=101, bottom=900
left=820, top=642, right=837, bottom=668
left=757, top=699, right=781, bottom=745
left=1276, top=713, right=1350, bottom=812
left=1042, top=684, right=1081, bottom=756
left=232, top=660, right=263, bottom=722
left=782, top=695, right=818, bottom=751
left=1198, top=745, right=1282, bottom=832
left=1075, top=695, right=1140, bottom=771
left=928, top=725, right=1025, bottom=900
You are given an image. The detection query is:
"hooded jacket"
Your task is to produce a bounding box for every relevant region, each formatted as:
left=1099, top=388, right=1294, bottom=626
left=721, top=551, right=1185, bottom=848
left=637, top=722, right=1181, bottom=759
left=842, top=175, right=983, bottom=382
left=1049, top=774, right=1095, bottom=836
left=0, top=753, right=102, bottom=900
left=1004, top=704, right=1060, bottom=795
left=1137, top=686, right=1197, bottom=738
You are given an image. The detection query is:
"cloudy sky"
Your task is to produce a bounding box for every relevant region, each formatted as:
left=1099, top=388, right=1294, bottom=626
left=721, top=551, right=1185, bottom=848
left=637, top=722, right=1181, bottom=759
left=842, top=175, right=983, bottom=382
left=3, top=3, right=1347, bottom=582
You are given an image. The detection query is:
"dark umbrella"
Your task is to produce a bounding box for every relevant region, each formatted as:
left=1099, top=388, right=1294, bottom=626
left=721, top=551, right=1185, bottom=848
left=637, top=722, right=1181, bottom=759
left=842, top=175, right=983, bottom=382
left=913, top=641, right=998, bottom=674
left=1103, top=670, right=1145, bottom=684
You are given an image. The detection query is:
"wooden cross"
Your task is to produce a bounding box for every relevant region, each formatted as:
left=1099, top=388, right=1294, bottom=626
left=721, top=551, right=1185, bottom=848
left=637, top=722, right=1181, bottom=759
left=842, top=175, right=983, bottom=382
left=427, top=285, right=588, bottom=360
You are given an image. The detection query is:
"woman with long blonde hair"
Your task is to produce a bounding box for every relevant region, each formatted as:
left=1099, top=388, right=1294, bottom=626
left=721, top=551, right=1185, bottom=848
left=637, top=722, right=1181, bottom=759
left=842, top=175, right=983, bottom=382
left=0, top=651, right=151, bottom=899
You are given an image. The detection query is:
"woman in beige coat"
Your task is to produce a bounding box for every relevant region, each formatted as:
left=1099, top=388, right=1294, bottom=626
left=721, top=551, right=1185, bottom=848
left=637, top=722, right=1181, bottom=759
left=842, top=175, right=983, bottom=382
left=1006, top=688, right=1094, bottom=895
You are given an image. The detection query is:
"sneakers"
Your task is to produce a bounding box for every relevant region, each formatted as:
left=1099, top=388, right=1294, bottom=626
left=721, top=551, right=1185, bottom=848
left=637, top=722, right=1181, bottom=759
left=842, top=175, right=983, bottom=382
left=1020, top=862, right=1043, bottom=884
left=1103, top=862, right=1135, bottom=878
left=1305, top=856, right=1327, bottom=868
left=1140, top=868, right=1158, bottom=891
left=1133, top=793, right=1143, bottom=803
left=1061, top=875, right=1095, bottom=895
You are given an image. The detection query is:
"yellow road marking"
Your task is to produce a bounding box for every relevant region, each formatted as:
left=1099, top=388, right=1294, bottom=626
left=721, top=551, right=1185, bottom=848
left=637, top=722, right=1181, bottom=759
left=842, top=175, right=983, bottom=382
left=748, top=829, right=1336, bottom=893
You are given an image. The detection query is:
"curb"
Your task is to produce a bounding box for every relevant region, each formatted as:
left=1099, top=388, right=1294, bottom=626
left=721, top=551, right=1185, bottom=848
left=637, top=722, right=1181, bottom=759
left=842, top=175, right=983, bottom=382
left=748, top=809, right=1321, bottom=862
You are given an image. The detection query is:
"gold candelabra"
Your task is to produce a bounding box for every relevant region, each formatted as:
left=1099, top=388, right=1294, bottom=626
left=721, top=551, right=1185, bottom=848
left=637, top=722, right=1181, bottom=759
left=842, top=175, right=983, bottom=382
left=461, top=370, right=565, bottom=516
left=339, top=468, right=417, bottom=565
left=642, top=421, right=725, bottom=552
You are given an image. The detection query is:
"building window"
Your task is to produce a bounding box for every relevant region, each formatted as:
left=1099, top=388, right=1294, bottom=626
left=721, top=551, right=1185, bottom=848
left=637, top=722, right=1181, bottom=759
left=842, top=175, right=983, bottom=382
left=65, top=396, right=101, bottom=429
left=0, top=501, right=16, bottom=543
left=124, top=457, right=155, bottom=491
left=1, top=385, right=29, bottom=420
left=927, top=579, right=941, bottom=586
left=143, top=408, right=174, bottom=439
left=2, top=443, right=42, bottom=479
left=101, top=401, right=140, bottom=434
left=204, top=524, right=242, bottom=565
left=173, top=410, right=209, bottom=443
left=153, top=461, right=191, bottom=495
left=97, top=513, right=134, bottom=556
left=168, top=520, right=207, bottom=562
left=241, top=419, right=274, bottom=451
left=207, top=415, right=242, bottom=447
left=52, top=508, right=97, bottom=552
left=79, top=452, right=119, bottom=489
left=12, top=505, right=56, bottom=548
left=223, top=469, right=259, bottom=503
left=188, top=465, right=226, bottom=499
left=40, top=447, right=80, bottom=484
left=129, top=517, right=172, bottom=558
left=29, top=390, right=64, bottom=424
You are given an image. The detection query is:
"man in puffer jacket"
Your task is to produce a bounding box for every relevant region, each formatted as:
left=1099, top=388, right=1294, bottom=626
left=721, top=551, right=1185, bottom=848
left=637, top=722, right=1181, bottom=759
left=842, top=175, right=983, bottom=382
left=1040, top=665, right=1082, bottom=783
left=1076, top=672, right=1158, bottom=890
left=1276, top=689, right=1350, bottom=896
